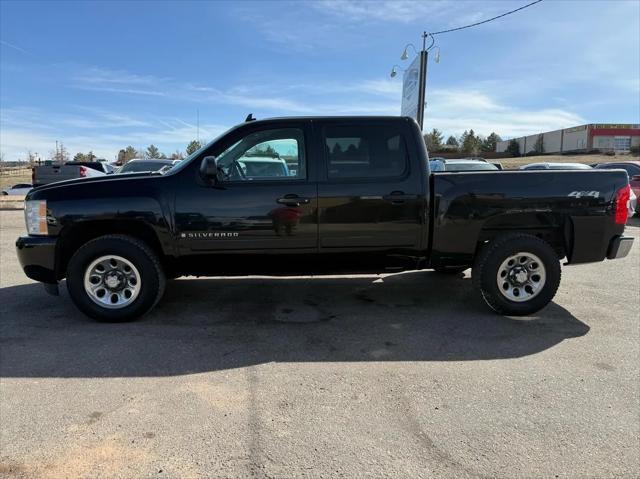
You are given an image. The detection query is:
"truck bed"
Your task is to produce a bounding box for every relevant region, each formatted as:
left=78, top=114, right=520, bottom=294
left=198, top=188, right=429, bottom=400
left=430, top=168, right=629, bottom=266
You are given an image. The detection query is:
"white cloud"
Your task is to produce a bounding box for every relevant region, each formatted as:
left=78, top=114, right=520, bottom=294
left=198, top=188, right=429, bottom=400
left=424, top=88, right=585, bottom=137
left=429, top=89, right=504, bottom=112
left=190, top=78, right=583, bottom=136
left=0, top=124, right=229, bottom=162
left=75, top=86, right=166, bottom=97
left=0, top=40, right=30, bottom=55
left=313, top=0, right=495, bottom=25
left=0, top=106, right=227, bottom=161
left=74, top=67, right=168, bottom=86
left=358, top=79, right=403, bottom=98
left=73, top=67, right=169, bottom=96
left=1, top=76, right=587, bottom=162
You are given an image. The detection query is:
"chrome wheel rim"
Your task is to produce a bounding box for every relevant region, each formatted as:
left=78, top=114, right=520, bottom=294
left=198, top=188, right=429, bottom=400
left=496, top=252, right=546, bottom=302
left=83, top=255, right=141, bottom=309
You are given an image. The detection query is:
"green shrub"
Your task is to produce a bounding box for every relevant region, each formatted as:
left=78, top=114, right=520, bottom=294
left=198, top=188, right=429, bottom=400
left=506, top=139, right=520, bottom=157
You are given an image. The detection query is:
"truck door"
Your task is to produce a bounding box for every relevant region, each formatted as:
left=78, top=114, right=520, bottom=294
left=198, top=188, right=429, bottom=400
left=175, top=122, right=318, bottom=252
left=317, top=120, right=424, bottom=251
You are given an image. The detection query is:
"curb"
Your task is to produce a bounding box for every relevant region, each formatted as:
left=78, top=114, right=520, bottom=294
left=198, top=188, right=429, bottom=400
left=0, top=196, right=25, bottom=210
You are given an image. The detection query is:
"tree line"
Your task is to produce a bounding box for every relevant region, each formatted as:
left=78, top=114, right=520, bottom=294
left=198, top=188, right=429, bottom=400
left=66, top=140, right=205, bottom=164
left=423, top=129, right=502, bottom=155
left=113, top=139, right=204, bottom=164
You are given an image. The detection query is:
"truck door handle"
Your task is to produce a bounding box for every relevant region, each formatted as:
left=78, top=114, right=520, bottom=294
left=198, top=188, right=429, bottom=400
left=383, top=191, right=417, bottom=203
left=276, top=194, right=310, bottom=207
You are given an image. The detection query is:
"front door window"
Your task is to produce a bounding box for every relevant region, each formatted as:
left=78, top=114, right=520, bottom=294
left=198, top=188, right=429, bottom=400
left=216, top=128, right=306, bottom=181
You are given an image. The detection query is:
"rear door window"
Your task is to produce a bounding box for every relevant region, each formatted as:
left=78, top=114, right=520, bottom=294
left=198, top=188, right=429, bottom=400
left=323, top=125, right=408, bottom=179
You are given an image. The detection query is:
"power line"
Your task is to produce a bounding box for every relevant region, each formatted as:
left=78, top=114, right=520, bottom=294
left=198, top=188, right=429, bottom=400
left=431, top=0, right=543, bottom=35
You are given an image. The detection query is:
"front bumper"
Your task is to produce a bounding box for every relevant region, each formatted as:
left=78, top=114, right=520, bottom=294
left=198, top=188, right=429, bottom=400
left=607, top=235, right=634, bottom=260
left=15, top=235, right=58, bottom=283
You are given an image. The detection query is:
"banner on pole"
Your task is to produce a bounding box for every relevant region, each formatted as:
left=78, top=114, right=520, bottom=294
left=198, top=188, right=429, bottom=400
left=400, top=56, right=420, bottom=122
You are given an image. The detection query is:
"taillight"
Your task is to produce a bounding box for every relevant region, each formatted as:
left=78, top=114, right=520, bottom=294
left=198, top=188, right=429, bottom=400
left=79, top=166, right=87, bottom=177
left=614, top=184, right=630, bottom=225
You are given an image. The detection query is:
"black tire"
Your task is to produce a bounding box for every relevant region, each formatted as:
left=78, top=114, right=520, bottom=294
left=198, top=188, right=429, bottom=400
left=433, top=266, right=468, bottom=274
left=66, top=234, right=166, bottom=322
left=472, top=234, right=561, bottom=316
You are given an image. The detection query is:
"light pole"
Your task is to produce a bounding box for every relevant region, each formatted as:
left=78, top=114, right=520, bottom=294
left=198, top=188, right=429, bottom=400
left=389, top=65, right=403, bottom=78
left=392, top=32, right=440, bottom=130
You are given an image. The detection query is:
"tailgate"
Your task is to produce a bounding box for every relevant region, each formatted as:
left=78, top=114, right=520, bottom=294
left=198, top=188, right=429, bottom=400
left=34, top=165, right=80, bottom=186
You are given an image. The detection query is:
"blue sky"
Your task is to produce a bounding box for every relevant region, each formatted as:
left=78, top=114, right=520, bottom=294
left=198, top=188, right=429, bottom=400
left=1, top=0, right=638, bottom=161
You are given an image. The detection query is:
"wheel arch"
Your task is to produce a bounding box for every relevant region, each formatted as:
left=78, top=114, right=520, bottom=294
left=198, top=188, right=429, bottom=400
left=55, top=220, right=167, bottom=279
left=476, top=212, right=569, bottom=260
left=430, top=211, right=570, bottom=269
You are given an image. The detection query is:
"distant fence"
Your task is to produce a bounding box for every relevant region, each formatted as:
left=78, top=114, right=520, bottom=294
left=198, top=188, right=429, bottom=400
left=429, top=152, right=515, bottom=159
left=0, top=165, right=32, bottom=176
left=0, top=195, right=26, bottom=210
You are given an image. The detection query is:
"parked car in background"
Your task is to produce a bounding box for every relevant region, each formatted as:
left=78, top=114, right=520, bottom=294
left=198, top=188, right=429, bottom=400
left=429, top=158, right=499, bottom=172
left=2, top=183, right=33, bottom=196
left=117, top=159, right=177, bottom=174
left=67, top=161, right=114, bottom=175
left=237, top=157, right=290, bottom=179
left=594, top=161, right=640, bottom=215
left=32, top=161, right=108, bottom=187
left=629, top=189, right=638, bottom=217
left=463, top=157, right=504, bottom=170
left=464, top=157, right=487, bottom=162
left=519, top=162, right=592, bottom=170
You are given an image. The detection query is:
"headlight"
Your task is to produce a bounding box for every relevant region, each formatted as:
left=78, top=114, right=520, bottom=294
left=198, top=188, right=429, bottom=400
left=24, top=200, right=48, bottom=235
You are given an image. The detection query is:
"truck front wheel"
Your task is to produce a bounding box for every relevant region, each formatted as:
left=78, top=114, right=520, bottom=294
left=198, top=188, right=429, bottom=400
left=66, top=235, right=166, bottom=322
left=472, top=234, right=561, bottom=316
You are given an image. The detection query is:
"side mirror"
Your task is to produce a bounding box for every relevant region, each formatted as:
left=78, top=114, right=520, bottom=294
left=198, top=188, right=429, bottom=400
left=200, top=156, right=224, bottom=183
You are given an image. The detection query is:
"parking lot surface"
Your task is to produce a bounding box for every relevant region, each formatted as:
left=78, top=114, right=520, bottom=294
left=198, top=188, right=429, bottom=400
left=1, top=209, right=639, bottom=478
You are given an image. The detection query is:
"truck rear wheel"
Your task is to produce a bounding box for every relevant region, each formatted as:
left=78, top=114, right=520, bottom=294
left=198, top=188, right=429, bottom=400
left=472, top=234, right=561, bottom=316
left=66, top=235, right=166, bottom=322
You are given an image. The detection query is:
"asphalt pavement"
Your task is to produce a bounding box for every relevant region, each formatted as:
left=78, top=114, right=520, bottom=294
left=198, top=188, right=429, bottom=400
left=1, top=210, right=638, bottom=478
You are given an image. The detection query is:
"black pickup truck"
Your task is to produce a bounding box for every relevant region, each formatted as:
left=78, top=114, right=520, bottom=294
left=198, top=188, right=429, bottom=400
left=16, top=116, right=634, bottom=321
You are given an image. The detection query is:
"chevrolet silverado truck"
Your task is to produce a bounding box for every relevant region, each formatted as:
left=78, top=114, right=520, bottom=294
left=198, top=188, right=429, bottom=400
left=16, top=116, right=634, bottom=322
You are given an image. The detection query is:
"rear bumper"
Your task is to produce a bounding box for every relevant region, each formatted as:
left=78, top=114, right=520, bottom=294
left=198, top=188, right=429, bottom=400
left=607, top=235, right=634, bottom=260
left=15, top=235, right=58, bottom=283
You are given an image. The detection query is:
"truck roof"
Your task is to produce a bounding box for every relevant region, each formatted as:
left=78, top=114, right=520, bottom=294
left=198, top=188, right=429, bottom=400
left=246, top=115, right=413, bottom=125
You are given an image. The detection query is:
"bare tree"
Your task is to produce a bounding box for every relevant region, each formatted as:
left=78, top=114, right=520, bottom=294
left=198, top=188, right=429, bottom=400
left=170, top=150, right=184, bottom=160
left=50, top=143, right=69, bottom=164
left=25, top=151, right=39, bottom=166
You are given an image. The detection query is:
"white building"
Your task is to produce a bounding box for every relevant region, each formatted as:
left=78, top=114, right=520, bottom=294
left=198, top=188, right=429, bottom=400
left=496, top=124, right=640, bottom=154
